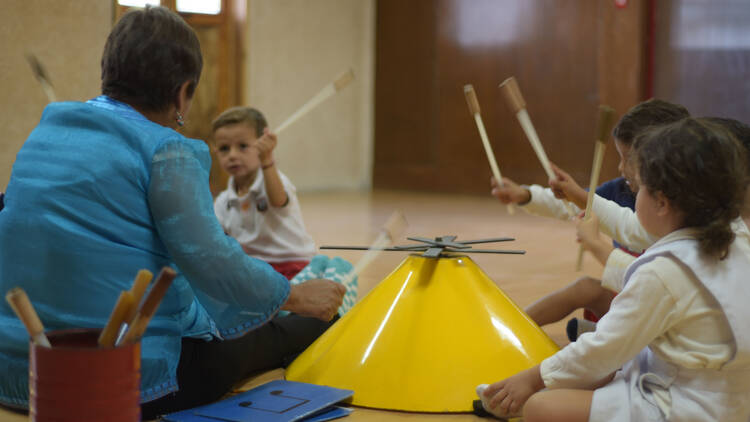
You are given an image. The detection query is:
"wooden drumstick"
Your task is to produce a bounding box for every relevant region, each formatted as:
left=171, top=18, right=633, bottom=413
left=5, top=287, right=51, bottom=347
left=499, top=76, right=575, bottom=215
left=463, top=84, right=515, bottom=215
left=26, top=53, right=57, bottom=103
left=274, top=69, right=355, bottom=135
left=98, top=290, right=135, bottom=347
left=576, top=105, right=616, bottom=271
left=341, top=210, right=408, bottom=285
left=119, top=267, right=177, bottom=345
left=114, top=269, right=154, bottom=345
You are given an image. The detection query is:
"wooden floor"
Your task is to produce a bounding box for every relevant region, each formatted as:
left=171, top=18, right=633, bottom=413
left=0, top=189, right=604, bottom=421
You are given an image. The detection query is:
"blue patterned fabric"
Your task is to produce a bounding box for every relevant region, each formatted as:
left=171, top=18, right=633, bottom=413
left=281, top=255, right=358, bottom=316
left=0, top=96, right=290, bottom=407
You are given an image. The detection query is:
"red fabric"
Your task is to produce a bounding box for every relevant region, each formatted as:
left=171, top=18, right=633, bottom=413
left=584, top=289, right=618, bottom=322
left=270, top=260, right=309, bottom=280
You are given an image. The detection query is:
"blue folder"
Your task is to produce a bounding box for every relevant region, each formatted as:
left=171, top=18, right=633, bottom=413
left=162, top=380, right=353, bottom=422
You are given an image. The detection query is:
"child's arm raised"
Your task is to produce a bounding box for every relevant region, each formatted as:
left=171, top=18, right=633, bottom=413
left=491, top=176, right=531, bottom=205
left=491, top=176, right=580, bottom=220
left=255, top=128, right=288, bottom=208
left=548, top=163, right=588, bottom=210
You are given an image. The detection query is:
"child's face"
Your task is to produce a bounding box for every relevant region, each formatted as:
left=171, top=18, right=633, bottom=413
left=614, top=138, right=638, bottom=193
left=634, top=180, right=663, bottom=237
left=213, top=123, right=261, bottom=180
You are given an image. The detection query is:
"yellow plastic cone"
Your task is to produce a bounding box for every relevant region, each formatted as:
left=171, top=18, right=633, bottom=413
left=286, top=255, right=559, bottom=412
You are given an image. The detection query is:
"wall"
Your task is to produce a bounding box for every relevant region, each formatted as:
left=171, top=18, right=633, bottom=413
left=653, top=0, right=750, bottom=122
left=373, top=0, right=647, bottom=194
left=245, top=0, right=375, bottom=191
left=0, top=0, right=113, bottom=190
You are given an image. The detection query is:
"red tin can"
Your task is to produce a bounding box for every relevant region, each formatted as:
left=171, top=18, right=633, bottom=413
left=29, top=329, right=140, bottom=422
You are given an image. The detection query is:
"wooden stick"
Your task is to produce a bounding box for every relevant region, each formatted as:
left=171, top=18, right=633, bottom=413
left=5, top=287, right=51, bottom=347
left=98, top=291, right=135, bottom=347
left=119, top=267, right=177, bottom=345
left=274, top=69, right=355, bottom=135
left=341, top=210, right=408, bottom=285
left=576, top=105, right=616, bottom=271
left=499, top=76, right=575, bottom=215
left=115, top=269, right=154, bottom=345
left=463, top=85, right=515, bottom=215
left=26, top=54, right=57, bottom=103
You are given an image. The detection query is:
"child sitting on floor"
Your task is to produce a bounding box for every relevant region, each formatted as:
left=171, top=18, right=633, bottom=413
left=212, top=106, right=315, bottom=280
left=211, top=106, right=358, bottom=315
left=565, top=116, right=750, bottom=295
left=491, top=99, right=688, bottom=339
left=481, top=117, right=750, bottom=421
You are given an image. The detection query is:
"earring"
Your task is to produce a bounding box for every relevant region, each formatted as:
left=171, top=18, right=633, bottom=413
left=176, top=111, right=185, bottom=127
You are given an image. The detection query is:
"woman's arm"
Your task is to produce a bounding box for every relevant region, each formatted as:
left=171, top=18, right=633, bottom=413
left=148, top=140, right=290, bottom=335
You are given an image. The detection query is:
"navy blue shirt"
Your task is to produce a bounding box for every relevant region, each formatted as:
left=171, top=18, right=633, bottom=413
left=594, top=177, right=636, bottom=252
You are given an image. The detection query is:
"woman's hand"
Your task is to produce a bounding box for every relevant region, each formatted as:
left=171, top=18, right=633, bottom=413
left=491, top=177, right=531, bottom=205
left=281, top=279, right=345, bottom=321
left=483, top=365, right=545, bottom=418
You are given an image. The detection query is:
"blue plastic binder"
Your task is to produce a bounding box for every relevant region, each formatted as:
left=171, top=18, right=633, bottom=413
left=162, top=380, right=353, bottom=422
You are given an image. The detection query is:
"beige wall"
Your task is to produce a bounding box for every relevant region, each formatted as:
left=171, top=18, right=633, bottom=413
left=245, top=0, right=375, bottom=191
left=0, top=0, right=113, bottom=190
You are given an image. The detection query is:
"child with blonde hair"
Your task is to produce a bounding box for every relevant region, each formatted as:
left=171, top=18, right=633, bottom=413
left=211, top=106, right=358, bottom=315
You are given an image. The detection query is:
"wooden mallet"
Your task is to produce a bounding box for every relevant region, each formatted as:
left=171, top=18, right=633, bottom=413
left=26, top=53, right=57, bottom=103
left=463, top=84, right=514, bottom=215
left=274, top=69, right=355, bottom=135
left=119, top=267, right=177, bottom=345
left=499, top=76, right=575, bottom=215
left=340, top=210, right=408, bottom=286
left=576, top=105, right=616, bottom=271
left=5, top=287, right=51, bottom=348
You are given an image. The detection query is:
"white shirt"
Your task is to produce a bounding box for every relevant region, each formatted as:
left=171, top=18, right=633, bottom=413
left=593, top=196, right=749, bottom=292
left=214, top=171, right=315, bottom=263
left=540, top=228, right=739, bottom=389
left=520, top=184, right=580, bottom=221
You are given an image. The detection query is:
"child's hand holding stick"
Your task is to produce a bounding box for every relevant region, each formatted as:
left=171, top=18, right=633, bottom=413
left=576, top=105, right=616, bottom=271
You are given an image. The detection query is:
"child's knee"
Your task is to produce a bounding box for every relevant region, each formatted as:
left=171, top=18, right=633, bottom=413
left=522, top=392, right=548, bottom=422
left=571, top=276, right=600, bottom=291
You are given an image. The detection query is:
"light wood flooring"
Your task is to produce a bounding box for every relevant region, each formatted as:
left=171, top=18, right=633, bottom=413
left=0, top=190, right=604, bottom=421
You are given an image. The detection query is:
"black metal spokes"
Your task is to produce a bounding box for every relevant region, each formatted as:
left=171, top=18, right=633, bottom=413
left=320, top=235, right=524, bottom=258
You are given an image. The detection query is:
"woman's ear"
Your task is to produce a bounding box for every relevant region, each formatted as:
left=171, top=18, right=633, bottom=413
left=175, top=80, right=193, bottom=116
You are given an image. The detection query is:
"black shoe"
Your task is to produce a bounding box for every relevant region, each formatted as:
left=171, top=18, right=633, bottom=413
left=566, top=318, right=579, bottom=342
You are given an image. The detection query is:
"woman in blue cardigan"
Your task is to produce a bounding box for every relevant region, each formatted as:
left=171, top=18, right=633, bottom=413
left=0, top=6, right=345, bottom=418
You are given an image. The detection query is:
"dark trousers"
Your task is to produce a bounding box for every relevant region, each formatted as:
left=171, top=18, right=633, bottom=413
left=141, top=313, right=336, bottom=420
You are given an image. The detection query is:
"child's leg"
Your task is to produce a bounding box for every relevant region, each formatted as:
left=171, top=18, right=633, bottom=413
left=524, top=276, right=614, bottom=326
left=523, top=389, right=593, bottom=422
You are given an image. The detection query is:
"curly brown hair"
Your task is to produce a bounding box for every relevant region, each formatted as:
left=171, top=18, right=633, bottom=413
left=634, top=117, right=748, bottom=259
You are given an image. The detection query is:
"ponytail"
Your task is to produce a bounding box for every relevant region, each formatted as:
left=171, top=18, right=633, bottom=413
left=634, top=118, right=747, bottom=259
